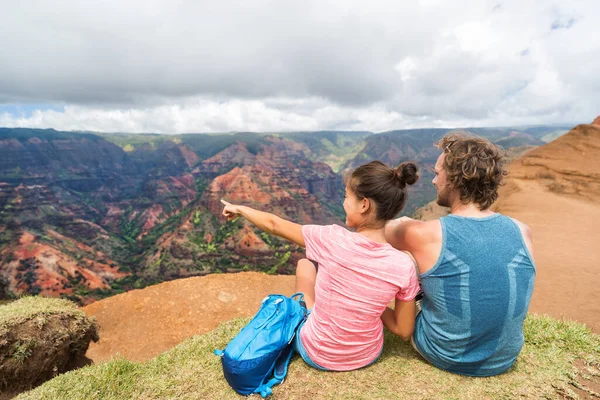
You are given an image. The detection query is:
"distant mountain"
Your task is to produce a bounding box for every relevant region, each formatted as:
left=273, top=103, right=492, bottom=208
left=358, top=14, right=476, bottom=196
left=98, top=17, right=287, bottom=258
left=279, top=131, right=372, bottom=172
left=0, top=128, right=132, bottom=189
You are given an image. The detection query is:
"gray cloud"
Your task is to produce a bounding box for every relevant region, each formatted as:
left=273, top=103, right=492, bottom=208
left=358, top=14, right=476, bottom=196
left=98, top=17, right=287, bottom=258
left=0, top=0, right=599, bottom=132
left=0, top=0, right=419, bottom=106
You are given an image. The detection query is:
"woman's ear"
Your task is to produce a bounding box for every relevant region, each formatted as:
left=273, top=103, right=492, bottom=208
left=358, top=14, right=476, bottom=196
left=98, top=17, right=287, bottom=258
left=360, top=198, right=371, bottom=214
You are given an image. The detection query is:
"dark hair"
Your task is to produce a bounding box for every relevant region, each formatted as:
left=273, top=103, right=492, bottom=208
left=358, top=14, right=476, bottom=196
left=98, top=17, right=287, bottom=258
left=345, top=160, right=419, bottom=221
left=436, top=132, right=507, bottom=210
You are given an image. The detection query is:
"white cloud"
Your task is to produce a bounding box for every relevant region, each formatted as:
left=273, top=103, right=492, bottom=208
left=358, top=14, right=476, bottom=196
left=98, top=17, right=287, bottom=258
left=0, top=0, right=598, bottom=132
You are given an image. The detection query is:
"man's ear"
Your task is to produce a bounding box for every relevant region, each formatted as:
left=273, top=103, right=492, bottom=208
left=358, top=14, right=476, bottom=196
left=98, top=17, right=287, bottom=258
left=360, top=198, right=371, bottom=214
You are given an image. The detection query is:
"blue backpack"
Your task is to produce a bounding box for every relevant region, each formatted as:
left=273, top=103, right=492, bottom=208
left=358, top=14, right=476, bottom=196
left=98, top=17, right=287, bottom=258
left=214, top=292, right=307, bottom=398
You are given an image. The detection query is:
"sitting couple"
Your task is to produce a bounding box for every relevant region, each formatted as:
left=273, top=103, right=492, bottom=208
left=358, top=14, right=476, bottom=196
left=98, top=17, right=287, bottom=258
left=221, top=133, right=536, bottom=377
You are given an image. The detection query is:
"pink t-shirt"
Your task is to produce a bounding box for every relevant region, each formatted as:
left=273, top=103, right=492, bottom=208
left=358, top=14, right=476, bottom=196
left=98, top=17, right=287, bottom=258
left=300, top=224, right=420, bottom=371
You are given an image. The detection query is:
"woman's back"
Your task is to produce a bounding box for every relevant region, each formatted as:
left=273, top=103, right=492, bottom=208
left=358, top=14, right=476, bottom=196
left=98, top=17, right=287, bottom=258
left=300, top=224, right=419, bottom=371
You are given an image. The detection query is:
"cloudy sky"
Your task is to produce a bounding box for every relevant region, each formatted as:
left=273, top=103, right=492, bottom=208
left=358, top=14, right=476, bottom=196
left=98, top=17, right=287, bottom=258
left=0, top=0, right=598, bottom=133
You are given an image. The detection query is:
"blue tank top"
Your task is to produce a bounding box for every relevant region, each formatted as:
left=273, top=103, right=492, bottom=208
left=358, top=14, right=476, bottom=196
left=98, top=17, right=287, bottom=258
left=413, top=213, right=535, bottom=376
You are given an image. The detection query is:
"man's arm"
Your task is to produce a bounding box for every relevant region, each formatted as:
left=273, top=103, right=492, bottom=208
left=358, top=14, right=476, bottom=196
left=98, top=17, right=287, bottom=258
left=381, top=299, right=416, bottom=341
left=510, top=218, right=535, bottom=261
left=221, top=199, right=305, bottom=247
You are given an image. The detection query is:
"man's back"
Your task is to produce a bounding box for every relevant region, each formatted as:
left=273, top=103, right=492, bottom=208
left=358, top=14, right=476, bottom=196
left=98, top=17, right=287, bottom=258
left=412, top=213, right=536, bottom=376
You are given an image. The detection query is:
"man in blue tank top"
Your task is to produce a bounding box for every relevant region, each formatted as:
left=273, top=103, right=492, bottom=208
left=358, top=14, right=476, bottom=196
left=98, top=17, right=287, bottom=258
left=385, top=133, right=536, bottom=377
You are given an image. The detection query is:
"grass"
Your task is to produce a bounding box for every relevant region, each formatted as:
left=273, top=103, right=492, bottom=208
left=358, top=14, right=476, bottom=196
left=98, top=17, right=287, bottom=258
left=16, top=314, right=600, bottom=400
left=0, top=297, right=85, bottom=335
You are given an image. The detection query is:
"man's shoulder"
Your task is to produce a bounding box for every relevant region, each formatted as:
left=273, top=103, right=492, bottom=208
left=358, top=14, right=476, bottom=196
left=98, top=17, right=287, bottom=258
left=505, top=216, right=533, bottom=240
left=406, top=218, right=442, bottom=241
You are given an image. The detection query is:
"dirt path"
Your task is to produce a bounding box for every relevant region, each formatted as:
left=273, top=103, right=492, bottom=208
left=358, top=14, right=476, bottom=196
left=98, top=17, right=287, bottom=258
left=83, top=272, right=296, bottom=363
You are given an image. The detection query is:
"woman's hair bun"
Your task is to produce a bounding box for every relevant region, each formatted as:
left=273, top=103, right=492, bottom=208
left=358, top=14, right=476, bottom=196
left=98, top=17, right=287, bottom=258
left=395, top=162, right=419, bottom=187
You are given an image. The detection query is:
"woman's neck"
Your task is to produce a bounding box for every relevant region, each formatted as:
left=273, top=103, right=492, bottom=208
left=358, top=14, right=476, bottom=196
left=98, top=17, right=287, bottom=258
left=355, top=222, right=387, bottom=243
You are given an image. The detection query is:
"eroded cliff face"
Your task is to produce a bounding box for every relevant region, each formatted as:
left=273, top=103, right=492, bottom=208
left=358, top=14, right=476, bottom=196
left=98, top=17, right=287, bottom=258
left=0, top=132, right=195, bottom=301
left=0, top=131, right=345, bottom=302
left=201, top=165, right=341, bottom=223
left=501, top=122, right=600, bottom=200
left=0, top=134, right=131, bottom=193
left=193, top=142, right=258, bottom=180
left=198, top=137, right=342, bottom=211
left=130, top=141, right=200, bottom=177
left=0, top=185, right=129, bottom=303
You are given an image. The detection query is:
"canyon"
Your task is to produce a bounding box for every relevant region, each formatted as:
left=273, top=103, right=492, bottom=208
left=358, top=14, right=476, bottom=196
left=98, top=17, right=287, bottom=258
left=0, top=125, right=571, bottom=304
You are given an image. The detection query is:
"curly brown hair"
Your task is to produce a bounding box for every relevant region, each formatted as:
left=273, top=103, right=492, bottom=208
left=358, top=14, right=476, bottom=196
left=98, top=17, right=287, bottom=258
left=437, top=133, right=507, bottom=210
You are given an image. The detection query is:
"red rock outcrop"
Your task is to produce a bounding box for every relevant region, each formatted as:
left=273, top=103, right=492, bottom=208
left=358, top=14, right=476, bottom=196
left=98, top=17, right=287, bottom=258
left=224, top=226, right=272, bottom=257
left=502, top=123, right=600, bottom=200
left=194, top=142, right=257, bottom=179
left=2, top=231, right=128, bottom=304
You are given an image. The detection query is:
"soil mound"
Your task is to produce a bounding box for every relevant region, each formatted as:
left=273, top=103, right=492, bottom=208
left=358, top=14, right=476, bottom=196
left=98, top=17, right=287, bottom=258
left=83, top=272, right=295, bottom=363
left=0, top=297, right=98, bottom=399
left=493, top=122, right=600, bottom=332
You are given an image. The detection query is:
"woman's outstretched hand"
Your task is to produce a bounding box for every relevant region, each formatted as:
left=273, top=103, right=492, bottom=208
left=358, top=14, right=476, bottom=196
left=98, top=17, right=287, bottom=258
left=220, top=199, right=305, bottom=247
left=221, top=199, right=241, bottom=221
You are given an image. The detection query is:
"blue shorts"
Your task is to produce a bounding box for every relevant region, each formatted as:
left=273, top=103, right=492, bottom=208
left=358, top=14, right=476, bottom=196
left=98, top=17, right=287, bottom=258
left=293, top=310, right=383, bottom=371
left=293, top=310, right=330, bottom=371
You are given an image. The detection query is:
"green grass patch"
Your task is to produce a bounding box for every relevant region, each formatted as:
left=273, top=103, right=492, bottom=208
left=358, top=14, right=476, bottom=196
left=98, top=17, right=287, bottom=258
left=10, top=338, right=37, bottom=363
left=17, top=314, right=600, bottom=399
left=0, top=297, right=83, bottom=333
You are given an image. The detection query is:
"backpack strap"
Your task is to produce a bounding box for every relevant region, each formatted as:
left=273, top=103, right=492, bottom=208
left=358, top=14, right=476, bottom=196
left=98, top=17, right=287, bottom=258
left=255, top=343, right=296, bottom=398
left=290, top=292, right=304, bottom=302
left=291, top=292, right=308, bottom=316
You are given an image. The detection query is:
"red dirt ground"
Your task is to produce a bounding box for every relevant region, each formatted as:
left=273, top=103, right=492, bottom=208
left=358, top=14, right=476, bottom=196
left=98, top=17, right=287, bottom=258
left=83, top=272, right=296, bottom=362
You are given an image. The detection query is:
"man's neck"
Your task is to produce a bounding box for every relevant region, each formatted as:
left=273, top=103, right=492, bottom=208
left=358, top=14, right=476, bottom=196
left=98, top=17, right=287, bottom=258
left=449, top=201, right=494, bottom=218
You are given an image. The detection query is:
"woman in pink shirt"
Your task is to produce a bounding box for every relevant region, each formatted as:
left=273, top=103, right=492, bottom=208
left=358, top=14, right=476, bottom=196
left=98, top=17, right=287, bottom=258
left=221, top=161, right=420, bottom=371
